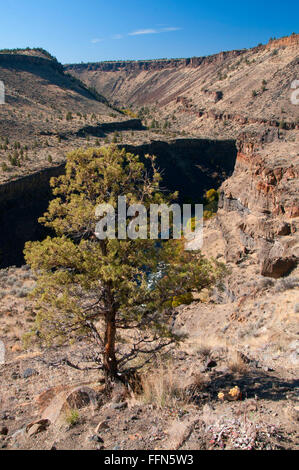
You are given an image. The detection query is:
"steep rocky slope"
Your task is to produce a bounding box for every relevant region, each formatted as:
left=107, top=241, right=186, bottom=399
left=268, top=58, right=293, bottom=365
left=1, top=39, right=298, bottom=274
left=0, top=49, right=141, bottom=184
left=66, top=34, right=299, bottom=138
left=218, top=128, right=298, bottom=278
left=0, top=261, right=298, bottom=450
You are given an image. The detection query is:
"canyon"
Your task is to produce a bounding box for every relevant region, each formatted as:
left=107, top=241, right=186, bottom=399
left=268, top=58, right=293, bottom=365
left=0, top=37, right=297, bottom=309
left=1, top=36, right=297, bottom=275
left=66, top=34, right=299, bottom=278
left=0, top=35, right=298, bottom=451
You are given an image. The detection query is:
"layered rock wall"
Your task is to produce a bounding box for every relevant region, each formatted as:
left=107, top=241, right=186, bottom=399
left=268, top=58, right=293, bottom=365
left=218, top=130, right=298, bottom=277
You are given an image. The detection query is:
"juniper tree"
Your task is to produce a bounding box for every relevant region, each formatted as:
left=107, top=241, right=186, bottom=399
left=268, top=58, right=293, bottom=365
left=24, top=145, right=223, bottom=384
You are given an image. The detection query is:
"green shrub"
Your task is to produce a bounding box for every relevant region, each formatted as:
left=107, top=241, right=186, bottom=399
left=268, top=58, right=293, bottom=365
left=65, top=408, right=79, bottom=426
left=171, top=292, right=193, bottom=308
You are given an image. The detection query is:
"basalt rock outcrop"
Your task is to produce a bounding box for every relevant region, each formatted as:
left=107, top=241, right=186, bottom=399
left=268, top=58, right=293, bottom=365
left=218, top=129, right=298, bottom=277
left=66, top=49, right=246, bottom=73
left=0, top=164, right=64, bottom=267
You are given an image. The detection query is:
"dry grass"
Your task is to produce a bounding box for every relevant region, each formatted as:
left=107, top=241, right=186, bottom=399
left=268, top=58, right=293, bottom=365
left=228, top=351, right=249, bottom=374
left=140, top=362, right=186, bottom=408
left=189, top=371, right=207, bottom=391
left=196, top=344, right=212, bottom=359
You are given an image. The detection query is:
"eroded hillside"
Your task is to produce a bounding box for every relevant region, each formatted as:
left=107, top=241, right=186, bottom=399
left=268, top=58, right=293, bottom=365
left=0, top=49, right=142, bottom=184
left=65, top=34, right=299, bottom=138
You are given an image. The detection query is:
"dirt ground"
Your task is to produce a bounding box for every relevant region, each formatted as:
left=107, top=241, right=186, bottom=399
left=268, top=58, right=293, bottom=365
left=0, top=240, right=298, bottom=451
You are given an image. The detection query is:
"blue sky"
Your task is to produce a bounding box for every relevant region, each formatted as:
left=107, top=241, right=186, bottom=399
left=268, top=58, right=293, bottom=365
left=0, top=0, right=298, bottom=63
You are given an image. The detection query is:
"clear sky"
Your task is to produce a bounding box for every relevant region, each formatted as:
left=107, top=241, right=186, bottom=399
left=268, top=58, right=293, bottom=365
left=0, top=0, right=298, bottom=63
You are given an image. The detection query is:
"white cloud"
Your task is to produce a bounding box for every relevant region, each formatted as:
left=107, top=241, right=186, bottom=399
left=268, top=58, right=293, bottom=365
left=92, top=26, right=182, bottom=44
left=161, top=27, right=182, bottom=32
left=128, top=27, right=182, bottom=37
left=91, top=38, right=104, bottom=44
left=128, top=29, right=158, bottom=36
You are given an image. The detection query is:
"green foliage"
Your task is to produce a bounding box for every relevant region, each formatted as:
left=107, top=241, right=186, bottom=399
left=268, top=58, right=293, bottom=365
left=65, top=408, right=79, bottom=426
left=203, top=188, right=219, bottom=219
left=186, top=217, right=200, bottom=233
left=171, top=292, right=193, bottom=308
left=121, top=109, right=138, bottom=118
left=9, top=153, right=19, bottom=166
left=24, top=146, right=224, bottom=379
left=205, top=189, right=218, bottom=203
left=203, top=210, right=215, bottom=220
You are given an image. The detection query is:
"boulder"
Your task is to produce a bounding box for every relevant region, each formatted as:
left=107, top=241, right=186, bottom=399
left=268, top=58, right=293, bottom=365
left=66, top=387, right=94, bottom=409
left=261, top=256, right=297, bottom=278
left=110, top=401, right=128, bottom=411
left=23, top=368, right=39, bottom=379
left=40, top=385, right=98, bottom=424
left=0, top=426, right=8, bottom=436
left=26, top=419, right=50, bottom=437
left=276, top=222, right=291, bottom=236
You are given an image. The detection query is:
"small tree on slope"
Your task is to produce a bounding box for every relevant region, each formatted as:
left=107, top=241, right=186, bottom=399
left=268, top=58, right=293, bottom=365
left=24, top=146, right=224, bottom=385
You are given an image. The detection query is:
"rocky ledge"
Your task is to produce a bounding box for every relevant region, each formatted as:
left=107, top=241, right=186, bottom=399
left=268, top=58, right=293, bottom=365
left=217, top=129, right=298, bottom=278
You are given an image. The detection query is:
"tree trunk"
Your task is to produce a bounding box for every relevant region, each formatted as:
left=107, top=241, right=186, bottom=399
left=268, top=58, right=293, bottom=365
left=103, top=311, right=118, bottom=383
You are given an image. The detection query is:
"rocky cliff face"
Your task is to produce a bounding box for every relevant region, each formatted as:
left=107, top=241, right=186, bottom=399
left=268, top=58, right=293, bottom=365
left=66, top=49, right=245, bottom=73
left=122, top=138, right=237, bottom=203
left=266, top=33, right=299, bottom=49
left=218, top=129, right=298, bottom=277
left=0, top=164, right=64, bottom=267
